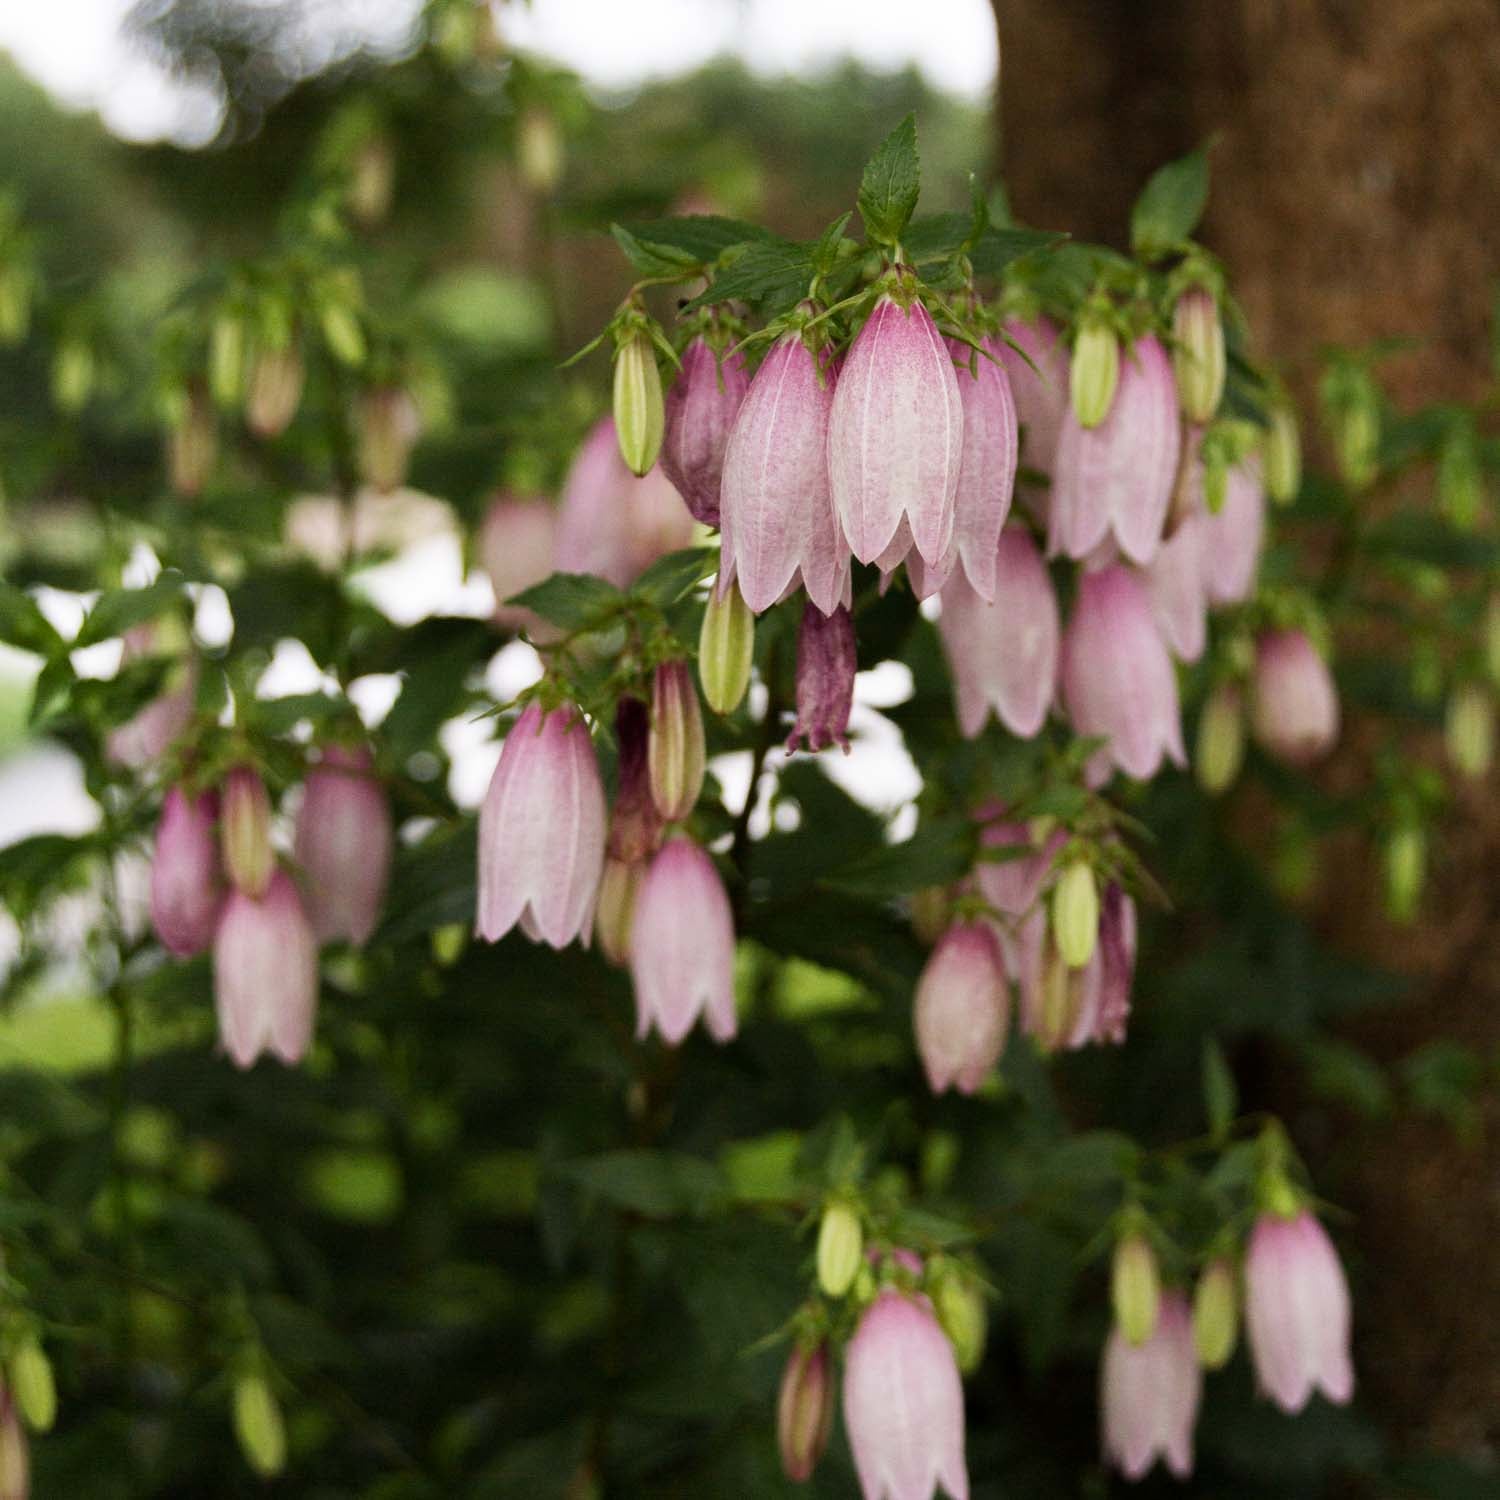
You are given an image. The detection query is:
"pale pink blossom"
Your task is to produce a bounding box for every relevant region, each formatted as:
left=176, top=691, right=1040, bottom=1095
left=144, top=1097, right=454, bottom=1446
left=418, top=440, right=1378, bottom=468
left=914, top=921, right=1009, bottom=1095
left=1251, top=630, right=1339, bottom=766
left=150, top=785, right=223, bottom=957
left=1101, top=1290, right=1201, bottom=1481
left=660, top=335, right=749, bottom=526
left=294, top=744, right=392, bottom=946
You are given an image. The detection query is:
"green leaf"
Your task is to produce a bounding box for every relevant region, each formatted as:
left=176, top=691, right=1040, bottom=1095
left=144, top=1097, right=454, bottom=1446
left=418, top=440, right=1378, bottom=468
left=0, top=582, right=62, bottom=655
left=557, top=1150, right=724, bottom=1219
left=1130, top=143, right=1212, bottom=258
left=74, top=576, right=184, bottom=648
left=1201, top=1038, right=1238, bottom=1142
left=967, top=226, right=1065, bottom=279
left=681, top=238, right=814, bottom=315
left=857, top=113, right=920, bottom=247
left=823, top=817, right=974, bottom=900
left=901, top=212, right=972, bottom=265
left=609, top=223, right=703, bottom=279
left=620, top=215, right=769, bottom=264
left=247, top=692, right=347, bottom=738
left=506, top=571, right=626, bottom=633
left=810, top=212, right=854, bottom=276
left=629, top=547, right=716, bottom=610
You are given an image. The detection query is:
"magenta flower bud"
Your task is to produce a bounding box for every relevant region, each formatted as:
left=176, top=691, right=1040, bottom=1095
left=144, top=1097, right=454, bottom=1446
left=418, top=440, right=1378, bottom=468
left=829, top=292, right=963, bottom=569
left=1250, top=630, right=1340, bottom=766
left=220, top=767, right=274, bottom=899
left=294, top=744, right=392, bottom=946
left=476, top=701, right=607, bottom=948
left=843, top=1289, right=969, bottom=1500
left=914, top=921, right=1009, bottom=1095
left=998, top=314, right=1068, bottom=481
left=719, top=334, right=850, bottom=616
left=1061, top=566, right=1186, bottom=784
left=1100, top=1290, right=1201, bottom=1481
left=973, top=807, right=1064, bottom=917
left=1049, top=335, right=1181, bottom=565
left=630, top=837, right=737, bottom=1046
left=1244, top=1210, right=1354, bottom=1413
left=151, top=786, right=223, bottom=958
left=787, top=603, right=856, bottom=753
left=937, top=528, right=1059, bottom=739
left=607, top=697, right=664, bottom=864
left=777, top=1341, right=834, bottom=1484
left=478, top=493, right=557, bottom=630
left=1142, top=512, right=1207, bottom=663
left=1201, top=460, right=1266, bottom=607
left=214, top=869, right=319, bottom=1068
left=660, top=335, right=749, bottom=526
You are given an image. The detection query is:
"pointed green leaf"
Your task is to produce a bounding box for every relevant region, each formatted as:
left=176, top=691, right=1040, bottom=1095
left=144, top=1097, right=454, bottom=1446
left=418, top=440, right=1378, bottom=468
left=507, top=571, right=627, bottom=633
left=857, top=114, right=920, bottom=247
left=1130, top=143, right=1212, bottom=258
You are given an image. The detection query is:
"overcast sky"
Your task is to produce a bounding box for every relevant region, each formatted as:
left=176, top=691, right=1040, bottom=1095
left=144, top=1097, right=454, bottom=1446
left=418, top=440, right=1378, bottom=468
left=0, top=0, right=997, bottom=144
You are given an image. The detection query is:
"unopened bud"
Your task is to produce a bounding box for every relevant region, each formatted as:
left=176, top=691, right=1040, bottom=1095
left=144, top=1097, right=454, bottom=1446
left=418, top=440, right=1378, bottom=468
left=246, top=345, right=305, bottom=439
left=232, top=1371, right=286, bottom=1478
left=1192, top=1257, right=1239, bottom=1371
left=517, top=108, right=564, bottom=193
left=1202, top=447, right=1229, bottom=514
left=431, top=923, right=466, bottom=966
left=1446, top=682, right=1494, bottom=779
left=613, top=331, right=664, bottom=476
left=1111, top=1231, right=1160, bottom=1346
left=348, top=137, right=394, bottom=226
left=1384, top=823, right=1426, bottom=925
left=933, top=1268, right=988, bottom=1374
left=167, top=385, right=218, bottom=498
left=815, top=1199, right=863, bottom=1298
left=356, top=385, right=420, bottom=492
left=1070, top=317, right=1119, bottom=429
left=908, top=885, right=951, bottom=947
left=1333, top=393, right=1379, bottom=490
left=698, top=582, right=754, bottom=714
left=1264, top=403, right=1302, bottom=505
left=1034, top=935, right=1084, bottom=1053
left=52, top=336, right=95, bottom=413
left=1439, top=425, right=1484, bottom=532
left=594, top=856, right=641, bottom=967
left=320, top=302, right=366, bottom=368
left=1172, top=285, right=1225, bottom=425
left=0, top=263, right=33, bottom=345
left=1051, top=860, right=1099, bottom=970
left=647, top=660, right=705, bottom=822
left=8, top=1340, right=54, bottom=1434
left=210, top=312, right=248, bottom=409
left=221, top=767, right=274, bottom=899
left=1196, top=681, right=1246, bottom=795
left=776, top=1342, right=833, bottom=1484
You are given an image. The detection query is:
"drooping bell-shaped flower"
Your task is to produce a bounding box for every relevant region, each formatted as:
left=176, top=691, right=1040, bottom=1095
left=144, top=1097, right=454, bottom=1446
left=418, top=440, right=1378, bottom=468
left=355, top=385, right=421, bottom=493
left=1061, top=565, right=1185, bottom=784
left=719, top=333, right=850, bottom=616
left=937, top=528, right=1058, bottom=739
left=1100, top=1291, right=1201, bottom=1482
left=660, top=335, right=749, bottom=526
left=972, top=805, right=1063, bottom=917
left=630, top=836, right=737, bottom=1045
left=214, top=869, right=319, bottom=1068
left=245, top=345, right=305, bottom=439
left=476, top=701, right=607, bottom=948
left=914, top=921, right=1010, bottom=1095
left=106, top=627, right=197, bottom=769
left=1015, top=886, right=1135, bottom=1050
left=607, top=696, right=664, bottom=865
left=1049, top=335, right=1181, bottom=565
left=843, top=1288, right=969, bottom=1500
left=220, top=767, right=274, bottom=899
left=1201, top=459, right=1266, bottom=607
left=1244, top=1210, right=1354, bottom=1414
left=294, top=744, right=392, bottom=946
left=787, top=603, right=856, bottom=753
left=0, top=1387, right=28, bottom=1500
left=478, top=493, right=557, bottom=631
left=1142, top=512, right=1207, bottom=663
left=998, top=314, right=1068, bottom=482
left=829, top=289, right=963, bottom=569
left=777, top=1341, right=834, bottom=1484
left=151, top=785, right=223, bottom=958
left=1250, top=629, right=1339, bottom=766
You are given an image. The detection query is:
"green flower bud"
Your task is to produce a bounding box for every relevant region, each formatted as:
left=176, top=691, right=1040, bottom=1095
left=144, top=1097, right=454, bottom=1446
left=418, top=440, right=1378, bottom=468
left=166, top=384, right=218, bottom=498
left=594, top=856, right=641, bottom=967
left=233, top=1371, right=287, bottom=1478
left=613, top=331, right=665, bottom=476
left=1446, top=682, right=1494, bottom=779
left=9, top=1337, right=55, bottom=1432
left=1070, top=317, right=1119, bottom=429
left=697, top=582, right=754, bottom=714
left=221, top=767, right=274, bottom=899
left=320, top=303, right=366, bottom=368
left=1384, top=823, right=1426, bottom=925
left=647, top=660, right=706, bottom=822
left=356, top=386, right=420, bottom=492
left=1196, top=682, right=1246, bottom=795
left=933, top=1269, right=988, bottom=1375
left=52, top=336, right=96, bottom=414
left=1438, top=425, right=1484, bottom=531
left=210, top=311, right=248, bottom=409
left=815, top=1199, right=863, bottom=1298
left=431, top=923, right=466, bottom=966
left=0, top=262, right=33, bottom=345
left=518, top=108, right=564, bottom=193
left=1191, top=1258, right=1239, bottom=1371
left=908, top=884, right=951, bottom=948
left=246, top=345, right=305, bottom=439
left=1264, top=403, right=1302, bottom=505
left=1034, top=935, right=1085, bottom=1054
left=1051, top=860, right=1099, bottom=970
left=1172, top=285, right=1225, bottom=425
left=348, top=137, right=395, bottom=227
left=1111, top=1231, right=1160, bottom=1346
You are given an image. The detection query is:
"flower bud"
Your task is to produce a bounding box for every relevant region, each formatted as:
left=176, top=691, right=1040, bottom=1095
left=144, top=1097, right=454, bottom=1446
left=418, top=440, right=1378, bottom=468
left=1250, top=629, right=1339, bottom=767
left=787, top=603, right=856, bottom=753
left=1438, top=424, right=1483, bottom=531
left=908, top=884, right=950, bottom=947
left=1446, top=681, right=1494, bottom=779
left=915, top=921, right=1008, bottom=1095
left=356, top=385, right=420, bottom=492
left=151, top=786, right=224, bottom=958
left=215, top=871, right=319, bottom=1068
left=167, top=384, right=218, bottom=497
left=245, top=345, right=305, bottom=439
left=816, top=1199, right=864, bottom=1298
left=517, top=107, right=564, bottom=193
left=294, top=744, right=393, bottom=946
left=1172, top=285, right=1226, bottom=424
left=647, top=660, right=706, bottom=822
left=660, top=336, right=749, bottom=526
left=0, top=1392, right=26, bottom=1500
left=1069, top=316, right=1119, bottom=429
left=1111, top=1231, right=1161, bottom=1346
left=1384, top=823, right=1426, bottom=925
left=209, top=310, right=248, bottom=409
left=1196, top=681, right=1246, bottom=795
left=348, top=136, right=395, bottom=225
left=8, top=1340, right=54, bottom=1434
left=52, top=335, right=95, bottom=413
left=0, top=261, right=34, bottom=345
left=594, top=856, right=641, bottom=967
left=1051, top=859, right=1099, bottom=970
left=220, top=767, right=274, bottom=900
left=1264, top=403, right=1302, bottom=505
left=776, top=1341, right=834, bottom=1484
left=232, top=1370, right=287, bottom=1478
left=612, top=331, right=665, bottom=477
left=1324, top=367, right=1380, bottom=491
left=932, top=1268, right=988, bottom=1375
left=698, top=581, right=754, bottom=714
left=1192, top=1258, right=1239, bottom=1371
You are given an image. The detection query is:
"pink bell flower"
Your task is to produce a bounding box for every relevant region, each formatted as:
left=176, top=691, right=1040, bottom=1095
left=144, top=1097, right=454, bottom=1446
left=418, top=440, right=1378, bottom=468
left=1100, top=1290, right=1201, bottom=1481
left=660, top=335, right=750, bottom=527
left=1250, top=630, right=1339, bottom=766
left=1201, top=459, right=1266, bottom=608
left=1244, top=1210, right=1354, bottom=1414
left=937, top=528, right=1059, bottom=739
left=1049, top=335, right=1181, bottom=565
left=214, top=869, right=319, bottom=1068
left=843, top=1288, right=969, bottom=1500
left=476, top=701, right=607, bottom=948
left=972, top=806, right=1064, bottom=917
left=1061, top=565, right=1186, bottom=784
left=478, top=493, right=558, bottom=630
left=1142, top=513, right=1208, bottom=663
left=606, top=696, right=664, bottom=865
left=998, top=314, right=1068, bottom=485
left=629, top=836, right=737, bottom=1045
left=150, top=785, right=223, bottom=958
left=719, top=333, right=850, bottom=617
left=294, top=744, right=393, bottom=946
left=914, top=921, right=1009, bottom=1095
left=829, top=293, right=963, bottom=570
left=787, top=603, right=856, bottom=753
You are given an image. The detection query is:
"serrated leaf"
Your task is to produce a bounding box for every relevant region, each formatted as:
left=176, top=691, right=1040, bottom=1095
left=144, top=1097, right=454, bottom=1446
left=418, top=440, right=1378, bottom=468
left=1202, top=1037, right=1238, bottom=1141
left=629, top=546, right=716, bottom=609
left=609, top=223, right=702, bottom=279
left=902, top=212, right=972, bottom=265
left=1130, top=144, right=1212, bottom=258
left=681, top=238, right=814, bottom=315
left=0, top=582, right=62, bottom=655
left=74, top=576, right=184, bottom=648
left=506, top=571, right=626, bottom=633
left=857, top=113, right=920, bottom=247
left=810, top=212, right=854, bottom=277
left=620, top=214, right=769, bottom=263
